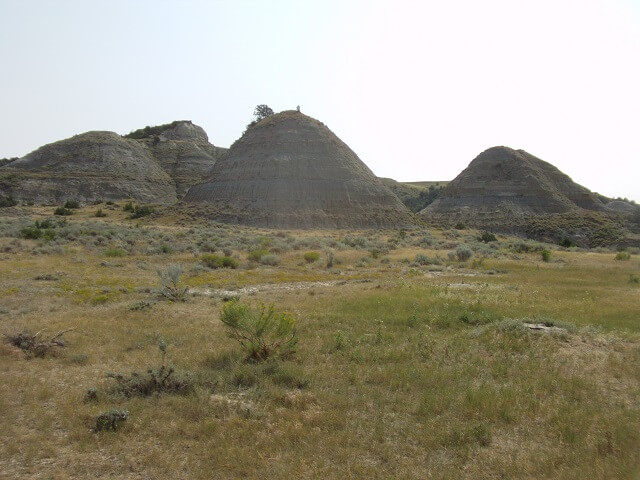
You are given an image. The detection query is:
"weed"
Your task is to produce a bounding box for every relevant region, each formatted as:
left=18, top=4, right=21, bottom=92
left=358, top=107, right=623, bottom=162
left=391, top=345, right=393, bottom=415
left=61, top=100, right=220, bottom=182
left=83, top=388, right=98, bottom=403
left=541, top=249, right=551, bottom=262
left=3, top=329, right=73, bottom=358
left=94, top=209, right=107, bottom=217
left=63, top=200, right=80, bottom=209
left=122, top=202, right=134, bottom=212
left=157, top=264, right=189, bottom=302
left=629, top=274, right=639, bottom=284
left=94, top=409, right=129, bottom=432
left=129, top=300, right=153, bottom=311
left=220, top=301, right=297, bottom=362
left=107, top=340, right=192, bottom=397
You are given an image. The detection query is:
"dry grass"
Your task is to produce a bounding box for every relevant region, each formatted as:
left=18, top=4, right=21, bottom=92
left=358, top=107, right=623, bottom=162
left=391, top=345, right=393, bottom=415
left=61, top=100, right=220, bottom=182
left=0, top=205, right=639, bottom=479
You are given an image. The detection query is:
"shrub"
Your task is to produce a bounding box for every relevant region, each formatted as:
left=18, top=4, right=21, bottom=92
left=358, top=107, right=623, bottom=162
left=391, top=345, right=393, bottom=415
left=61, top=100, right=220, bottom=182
left=0, top=195, right=17, bottom=208
left=106, top=339, right=192, bottom=397
left=456, top=245, right=473, bottom=262
left=541, top=249, right=551, bottom=262
left=95, top=409, right=129, bottom=432
left=303, top=251, right=320, bottom=263
left=630, top=274, right=639, bottom=284
left=260, top=254, right=280, bottom=266
left=95, top=209, right=107, bottom=218
left=454, top=222, right=466, bottom=230
left=54, top=206, right=73, bottom=216
left=201, top=254, right=239, bottom=269
left=560, top=238, right=574, bottom=248
left=20, top=225, right=42, bottom=239
left=478, top=231, right=497, bottom=243
left=122, top=202, right=134, bottom=212
left=63, top=200, right=80, bottom=209
left=248, top=248, right=269, bottom=262
left=3, top=329, right=72, bottom=358
left=615, top=251, right=631, bottom=261
left=220, top=301, right=297, bottom=362
left=157, top=264, right=189, bottom=301
left=326, top=250, right=335, bottom=269
left=105, top=248, right=127, bottom=257
left=414, top=253, right=440, bottom=266
left=128, top=205, right=154, bottom=219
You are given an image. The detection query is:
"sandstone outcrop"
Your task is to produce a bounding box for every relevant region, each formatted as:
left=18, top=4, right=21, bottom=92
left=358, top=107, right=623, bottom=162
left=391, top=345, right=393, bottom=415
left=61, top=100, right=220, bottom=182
left=184, top=111, right=415, bottom=228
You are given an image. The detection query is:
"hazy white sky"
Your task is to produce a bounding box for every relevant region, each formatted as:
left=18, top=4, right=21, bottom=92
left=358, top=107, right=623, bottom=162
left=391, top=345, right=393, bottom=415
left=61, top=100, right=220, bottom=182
left=1, top=0, right=638, bottom=201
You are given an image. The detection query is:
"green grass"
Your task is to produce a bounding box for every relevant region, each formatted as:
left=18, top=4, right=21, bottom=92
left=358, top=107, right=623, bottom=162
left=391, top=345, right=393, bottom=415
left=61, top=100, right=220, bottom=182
left=0, top=205, right=639, bottom=479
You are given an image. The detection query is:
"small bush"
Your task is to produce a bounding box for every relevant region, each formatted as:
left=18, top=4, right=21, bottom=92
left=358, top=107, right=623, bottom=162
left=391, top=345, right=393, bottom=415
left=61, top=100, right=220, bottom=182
left=3, top=329, right=72, bottom=358
left=456, top=245, right=473, bottom=262
left=560, top=238, right=575, bottom=248
left=157, top=264, right=189, bottom=301
left=326, top=250, right=335, bottom=269
left=54, top=206, right=73, bottom=216
left=63, top=200, right=80, bottom=209
left=303, top=251, right=320, bottom=263
left=95, top=409, right=129, bottom=432
left=541, top=249, right=551, bottom=262
left=260, top=254, right=280, bottom=266
left=454, top=222, right=466, bottom=230
left=122, top=202, right=134, bottom=212
left=220, top=301, right=297, bottom=362
left=129, top=205, right=154, bottom=219
left=630, top=274, right=639, bottom=284
left=20, top=226, right=42, bottom=239
left=478, top=231, right=497, bottom=243
left=201, top=254, right=239, bottom=269
left=615, top=251, right=631, bottom=261
left=95, top=209, right=107, bottom=218
left=414, top=253, right=440, bottom=266
left=105, top=248, right=127, bottom=257
left=107, top=339, right=192, bottom=397
left=248, top=248, right=269, bottom=262
left=0, top=195, right=17, bottom=208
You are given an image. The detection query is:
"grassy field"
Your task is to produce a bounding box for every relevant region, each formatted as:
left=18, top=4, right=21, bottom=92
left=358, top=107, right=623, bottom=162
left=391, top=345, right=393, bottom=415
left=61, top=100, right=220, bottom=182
left=1, top=203, right=639, bottom=479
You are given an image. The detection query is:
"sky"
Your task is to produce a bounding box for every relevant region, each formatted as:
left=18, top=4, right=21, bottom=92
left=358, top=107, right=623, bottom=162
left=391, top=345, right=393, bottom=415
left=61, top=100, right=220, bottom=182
left=1, top=0, right=639, bottom=201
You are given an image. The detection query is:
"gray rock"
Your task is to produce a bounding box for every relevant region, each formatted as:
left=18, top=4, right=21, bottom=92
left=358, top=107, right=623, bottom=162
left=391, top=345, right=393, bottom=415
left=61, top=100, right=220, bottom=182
left=0, top=131, right=176, bottom=205
left=184, top=110, right=415, bottom=229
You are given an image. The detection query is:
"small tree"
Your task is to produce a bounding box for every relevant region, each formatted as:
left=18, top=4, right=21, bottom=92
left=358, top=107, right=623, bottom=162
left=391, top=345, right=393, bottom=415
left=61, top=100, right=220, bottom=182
left=254, top=104, right=274, bottom=121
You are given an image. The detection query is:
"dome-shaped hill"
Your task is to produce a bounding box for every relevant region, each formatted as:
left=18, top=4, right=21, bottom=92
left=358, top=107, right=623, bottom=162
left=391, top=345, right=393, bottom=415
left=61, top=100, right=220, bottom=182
left=184, top=110, right=414, bottom=229
left=131, top=121, right=228, bottom=197
left=0, top=131, right=177, bottom=205
left=421, top=146, right=605, bottom=217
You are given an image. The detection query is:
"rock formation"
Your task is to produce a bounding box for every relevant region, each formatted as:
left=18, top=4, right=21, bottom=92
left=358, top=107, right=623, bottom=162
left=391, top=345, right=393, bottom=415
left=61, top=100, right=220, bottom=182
left=421, top=146, right=606, bottom=218
left=184, top=110, right=415, bottom=228
left=419, top=146, right=635, bottom=246
left=128, top=121, right=227, bottom=196
left=0, top=121, right=226, bottom=204
left=0, top=131, right=177, bottom=205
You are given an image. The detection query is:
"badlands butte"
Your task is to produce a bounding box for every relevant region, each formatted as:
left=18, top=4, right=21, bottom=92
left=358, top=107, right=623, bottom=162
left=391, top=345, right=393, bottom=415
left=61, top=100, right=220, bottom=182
left=1, top=109, right=638, bottom=245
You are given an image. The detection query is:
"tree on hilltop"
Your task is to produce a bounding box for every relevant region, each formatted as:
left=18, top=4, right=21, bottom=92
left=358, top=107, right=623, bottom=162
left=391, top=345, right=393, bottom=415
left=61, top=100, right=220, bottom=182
left=253, top=104, right=274, bottom=121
